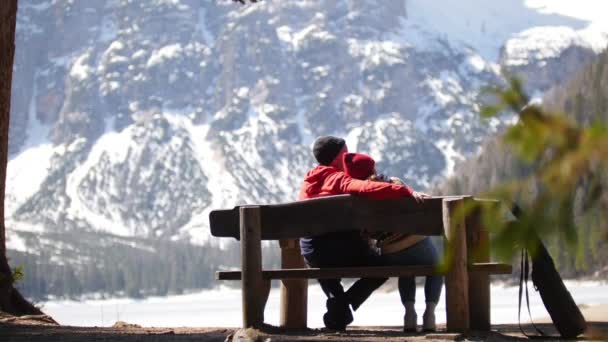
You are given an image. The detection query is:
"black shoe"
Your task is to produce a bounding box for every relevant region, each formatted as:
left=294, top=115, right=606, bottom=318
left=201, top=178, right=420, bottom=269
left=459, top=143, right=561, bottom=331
left=323, top=297, right=353, bottom=331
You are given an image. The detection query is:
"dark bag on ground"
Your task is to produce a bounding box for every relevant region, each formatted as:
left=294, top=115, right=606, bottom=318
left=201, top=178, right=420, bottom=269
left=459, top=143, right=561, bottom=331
left=529, top=235, right=587, bottom=339
left=512, top=203, right=587, bottom=338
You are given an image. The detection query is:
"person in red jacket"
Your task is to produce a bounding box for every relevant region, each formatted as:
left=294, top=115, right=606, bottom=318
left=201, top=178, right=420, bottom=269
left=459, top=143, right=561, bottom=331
left=343, top=152, right=442, bottom=332
left=299, top=136, right=423, bottom=330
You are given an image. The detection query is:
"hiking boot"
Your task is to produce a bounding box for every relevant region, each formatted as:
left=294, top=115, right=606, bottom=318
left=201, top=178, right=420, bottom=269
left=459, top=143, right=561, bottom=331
left=422, top=302, right=437, bottom=332
left=403, top=311, right=418, bottom=332
left=403, top=301, right=417, bottom=332
left=323, top=297, right=353, bottom=331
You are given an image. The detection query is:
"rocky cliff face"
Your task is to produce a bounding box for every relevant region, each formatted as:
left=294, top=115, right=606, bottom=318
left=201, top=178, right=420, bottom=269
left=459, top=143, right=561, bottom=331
left=5, top=0, right=608, bottom=297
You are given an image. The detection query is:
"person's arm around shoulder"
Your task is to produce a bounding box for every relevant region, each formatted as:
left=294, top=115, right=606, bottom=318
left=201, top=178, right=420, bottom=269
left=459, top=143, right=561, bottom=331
left=389, top=176, right=430, bottom=202
left=329, top=171, right=414, bottom=200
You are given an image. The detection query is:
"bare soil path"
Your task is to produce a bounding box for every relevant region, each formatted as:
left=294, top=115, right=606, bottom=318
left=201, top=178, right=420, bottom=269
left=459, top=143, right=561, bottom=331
left=1, top=306, right=607, bottom=341
left=1, top=321, right=607, bottom=342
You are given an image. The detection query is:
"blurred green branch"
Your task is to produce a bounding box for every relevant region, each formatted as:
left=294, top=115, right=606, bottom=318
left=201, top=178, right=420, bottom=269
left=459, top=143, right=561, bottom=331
left=470, top=78, right=608, bottom=260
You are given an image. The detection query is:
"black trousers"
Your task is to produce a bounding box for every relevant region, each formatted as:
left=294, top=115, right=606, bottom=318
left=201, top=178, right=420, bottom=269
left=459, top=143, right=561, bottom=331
left=303, top=240, right=387, bottom=311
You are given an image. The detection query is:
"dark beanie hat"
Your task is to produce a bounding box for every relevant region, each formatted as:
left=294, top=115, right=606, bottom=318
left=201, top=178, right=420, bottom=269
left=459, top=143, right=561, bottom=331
left=313, top=136, right=346, bottom=165
left=343, top=153, right=375, bottom=180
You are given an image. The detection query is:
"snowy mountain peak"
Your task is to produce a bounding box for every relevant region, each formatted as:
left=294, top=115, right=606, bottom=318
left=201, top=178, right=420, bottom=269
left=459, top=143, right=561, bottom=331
left=7, top=0, right=608, bottom=247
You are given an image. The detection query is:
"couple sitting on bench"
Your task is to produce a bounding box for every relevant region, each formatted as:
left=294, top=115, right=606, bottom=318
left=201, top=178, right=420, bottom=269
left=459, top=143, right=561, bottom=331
left=298, top=135, right=443, bottom=332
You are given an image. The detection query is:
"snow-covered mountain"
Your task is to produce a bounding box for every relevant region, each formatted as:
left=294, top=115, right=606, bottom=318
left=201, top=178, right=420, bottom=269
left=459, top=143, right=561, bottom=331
left=5, top=0, right=608, bottom=296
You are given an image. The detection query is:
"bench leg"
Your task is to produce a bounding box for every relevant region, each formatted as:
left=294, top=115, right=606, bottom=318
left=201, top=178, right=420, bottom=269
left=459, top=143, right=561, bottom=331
left=466, top=205, right=490, bottom=331
left=443, top=199, right=470, bottom=333
left=240, top=206, right=264, bottom=328
left=279, top=239, right=308, bottom=329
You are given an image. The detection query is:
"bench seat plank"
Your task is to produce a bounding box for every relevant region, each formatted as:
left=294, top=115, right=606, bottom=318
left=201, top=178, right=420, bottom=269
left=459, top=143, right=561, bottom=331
left=210, top=195, right=447, bottom=240
left=215, top=262, right=512, bottom=280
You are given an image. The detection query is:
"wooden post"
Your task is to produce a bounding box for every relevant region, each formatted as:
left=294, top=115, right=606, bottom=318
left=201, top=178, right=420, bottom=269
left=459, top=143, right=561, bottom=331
left=443, top=198, right=470, bottom=333
left=240, top=206, right=264, bottom=328
left=466, top=201, right=491, bottom=331
left=279, top=239, right=308, bottom=328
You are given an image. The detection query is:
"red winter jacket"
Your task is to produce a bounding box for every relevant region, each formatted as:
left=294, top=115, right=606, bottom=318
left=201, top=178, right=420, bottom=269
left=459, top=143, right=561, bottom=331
left=298, top=165, right=414, bottom=257
left=298, top=165, right=414, bottom=200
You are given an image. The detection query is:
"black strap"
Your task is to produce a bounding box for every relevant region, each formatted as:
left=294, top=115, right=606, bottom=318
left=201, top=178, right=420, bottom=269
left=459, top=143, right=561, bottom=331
left=518, top=249, right=525, bottom=335
left=524, top=249, right=545, bottom=335
left=513, top=203, right=559, bottom=338
left=518, top=249, right=546, bottom=337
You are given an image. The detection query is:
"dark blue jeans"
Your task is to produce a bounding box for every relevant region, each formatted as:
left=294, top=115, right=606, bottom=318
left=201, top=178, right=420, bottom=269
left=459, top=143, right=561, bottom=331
left=303, top=240, right=387, bottom=311
left=379, top=237, right=443, bottom=304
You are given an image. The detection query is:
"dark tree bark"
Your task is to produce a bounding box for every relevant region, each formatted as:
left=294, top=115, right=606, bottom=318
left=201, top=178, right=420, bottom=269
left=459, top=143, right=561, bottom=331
left=0, top=0, right=44, bottom=316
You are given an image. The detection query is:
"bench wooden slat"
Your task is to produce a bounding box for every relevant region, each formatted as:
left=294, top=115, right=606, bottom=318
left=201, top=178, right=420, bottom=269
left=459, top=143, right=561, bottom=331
left=209, top=207, right=239, bottom=238
left=469, top=262, right=512, bottom=274
left=209, top=195, right=447, bottom=240
left=215, top=262, right=512, bottom=280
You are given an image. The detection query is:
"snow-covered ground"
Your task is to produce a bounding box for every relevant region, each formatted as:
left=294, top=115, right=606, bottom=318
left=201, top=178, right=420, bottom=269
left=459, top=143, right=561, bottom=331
left=41, top=281, right=608, bottom=328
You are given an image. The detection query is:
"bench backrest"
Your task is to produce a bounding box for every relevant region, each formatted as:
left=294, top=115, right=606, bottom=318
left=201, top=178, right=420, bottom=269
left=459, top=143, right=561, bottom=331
left=209, top=194, right=449, bottom=240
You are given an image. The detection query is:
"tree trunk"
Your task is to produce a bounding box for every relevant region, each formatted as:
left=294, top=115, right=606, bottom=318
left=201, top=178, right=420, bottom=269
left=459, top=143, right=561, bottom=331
left=0, top=0, right=44, bottom=316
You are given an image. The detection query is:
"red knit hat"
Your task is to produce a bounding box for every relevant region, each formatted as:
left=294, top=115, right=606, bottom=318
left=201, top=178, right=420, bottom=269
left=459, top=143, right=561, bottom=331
left=343, top=153, right=375, bottom=180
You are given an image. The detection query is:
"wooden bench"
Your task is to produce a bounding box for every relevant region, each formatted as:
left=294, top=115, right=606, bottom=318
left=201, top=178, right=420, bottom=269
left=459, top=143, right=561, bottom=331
left=209, top=195, right=512, bottom=333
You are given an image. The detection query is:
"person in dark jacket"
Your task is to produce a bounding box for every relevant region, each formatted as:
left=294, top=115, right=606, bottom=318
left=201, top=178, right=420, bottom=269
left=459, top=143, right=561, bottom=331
left=299, top=136, right=423, bottom=330
left=343, top=152, right=443, bottom=332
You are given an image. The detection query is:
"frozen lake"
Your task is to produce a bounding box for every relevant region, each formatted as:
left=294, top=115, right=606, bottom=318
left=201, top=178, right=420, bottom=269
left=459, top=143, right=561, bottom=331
left=42, top=281, right=608, bottom=328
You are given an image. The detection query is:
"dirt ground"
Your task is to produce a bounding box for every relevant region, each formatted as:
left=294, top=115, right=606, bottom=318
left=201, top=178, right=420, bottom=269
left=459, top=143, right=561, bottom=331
left=1, top=307, right=607, bottom=341
left=1, top=320, right=607, bottom=342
